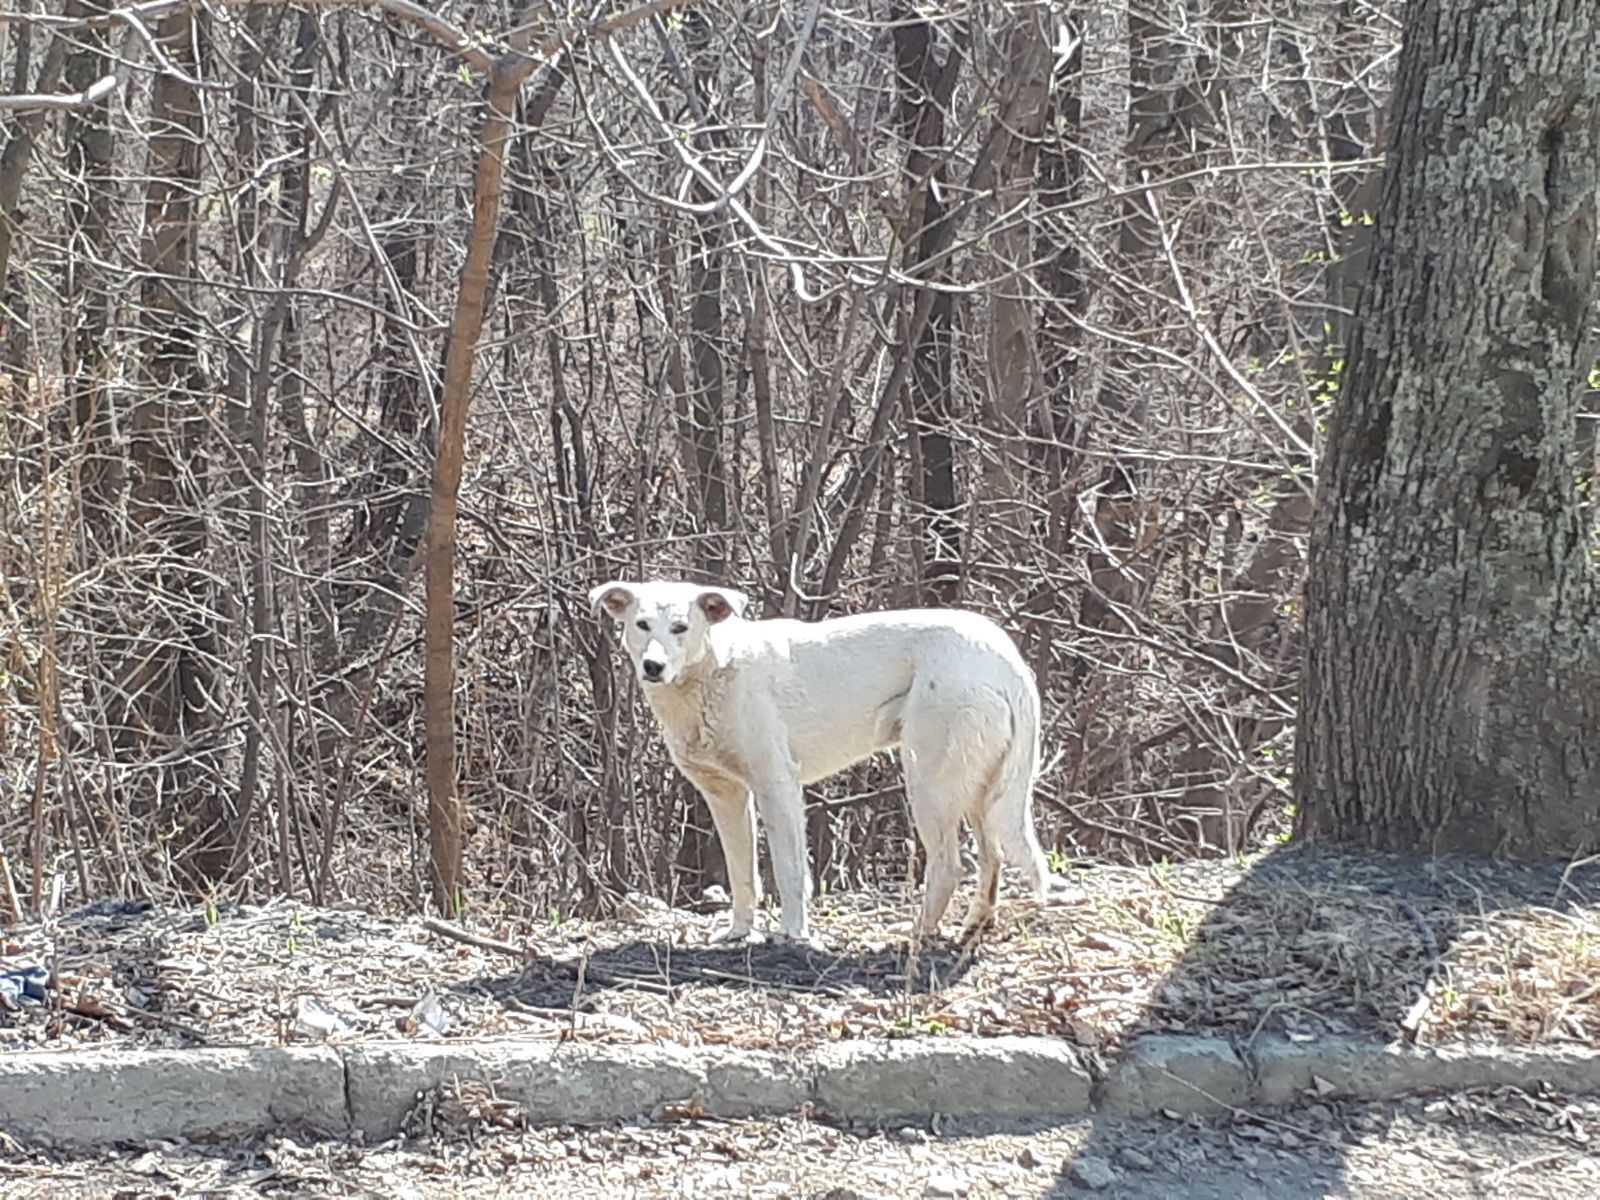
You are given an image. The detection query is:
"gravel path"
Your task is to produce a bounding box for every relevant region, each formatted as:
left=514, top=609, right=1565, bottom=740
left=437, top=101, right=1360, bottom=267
left=4, top=1090, right=1598, bottom=1198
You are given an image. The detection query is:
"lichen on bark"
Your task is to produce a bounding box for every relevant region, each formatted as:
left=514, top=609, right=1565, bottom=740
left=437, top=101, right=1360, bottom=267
left=1295, top=0, right=1600, bottom=856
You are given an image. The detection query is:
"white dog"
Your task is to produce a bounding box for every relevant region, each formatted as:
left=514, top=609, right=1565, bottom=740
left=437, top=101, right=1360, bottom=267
left=589, top=578, right=1064, bottom=944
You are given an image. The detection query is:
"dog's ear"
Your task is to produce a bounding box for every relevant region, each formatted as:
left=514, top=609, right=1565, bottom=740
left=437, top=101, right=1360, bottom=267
left=696, top=587, right=748, bottom=625
left=588, top=581, right=636, bottom=621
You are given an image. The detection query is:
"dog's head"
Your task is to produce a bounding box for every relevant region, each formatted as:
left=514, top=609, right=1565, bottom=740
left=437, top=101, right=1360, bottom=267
left=588, top=579, right=749, bottom=686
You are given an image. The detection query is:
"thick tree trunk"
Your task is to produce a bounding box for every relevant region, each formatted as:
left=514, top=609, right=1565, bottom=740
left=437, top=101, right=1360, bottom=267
left=1296, top=0, right=1600, bottom=856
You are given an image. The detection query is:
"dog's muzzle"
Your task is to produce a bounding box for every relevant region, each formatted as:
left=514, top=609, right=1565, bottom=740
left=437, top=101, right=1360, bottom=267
left=641, top=660, right=665, bottom=682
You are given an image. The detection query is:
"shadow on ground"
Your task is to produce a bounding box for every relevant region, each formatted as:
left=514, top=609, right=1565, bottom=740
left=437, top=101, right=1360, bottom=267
left=1056, top=843, right=1600, bottom=1198
left=468, top=931, right=980, bottom=1012
left=438, top=842, right=1600, bottom=1197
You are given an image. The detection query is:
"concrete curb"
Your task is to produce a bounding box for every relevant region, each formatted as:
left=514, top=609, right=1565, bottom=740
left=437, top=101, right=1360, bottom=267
left=812, top=1036, right=1092, bottom=1123
left=2, top=1034, right=1598, bottom=1147
left=0, top=1047, right=346, bottom=1146
left=1095, top=1035, right=1253, bottom=1115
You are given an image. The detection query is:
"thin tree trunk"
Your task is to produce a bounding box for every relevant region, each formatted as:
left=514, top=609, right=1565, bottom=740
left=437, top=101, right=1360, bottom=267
left=1027, top=20, right=1087, bottom=678
left=423, top=67, right=522, bottom=913
left=126, top=9, right=226, bottom=886
left=977, top=7, right=1051, bottom=598
left=1077, top=1, right=1224, bottom=670
left=747, top=0, right=787, bottom=598
left=234, top=11, right=328, bottom=880
left=62, top=0, right=120, bottom=539
left=892, top=6, right=962, bottom=605
left=419, top=39, right=577, bottom=911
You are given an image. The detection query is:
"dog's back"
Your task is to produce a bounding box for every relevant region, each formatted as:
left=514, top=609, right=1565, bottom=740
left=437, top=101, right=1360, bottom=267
left=712, top=608, right=1025, bottom=771
left=716, top=606, right=1052, bottom=902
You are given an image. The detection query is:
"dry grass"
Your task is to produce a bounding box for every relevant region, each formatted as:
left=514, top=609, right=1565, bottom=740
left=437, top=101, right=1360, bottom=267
left=4, top=847, right=1598, bottom=1056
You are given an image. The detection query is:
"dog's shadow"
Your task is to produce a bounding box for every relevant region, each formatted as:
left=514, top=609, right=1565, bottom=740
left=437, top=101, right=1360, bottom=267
left=468, top=932, right=980, bottom=1013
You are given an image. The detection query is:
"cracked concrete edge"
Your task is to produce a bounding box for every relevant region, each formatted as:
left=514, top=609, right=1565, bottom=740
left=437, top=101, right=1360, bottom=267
left=2, top=1035, right=1599, bottom=1147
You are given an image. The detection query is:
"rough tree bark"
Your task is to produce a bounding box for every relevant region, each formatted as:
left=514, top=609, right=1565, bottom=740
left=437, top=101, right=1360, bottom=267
left=62, top=0, right=120, bottom=538
left=1296, top=0, right=1600, bottom=856
left=127, top=9, right=227, bottom=886
left=976, top=7, right=1051, bottom=596
left=891, top=5, right=962, bottom=604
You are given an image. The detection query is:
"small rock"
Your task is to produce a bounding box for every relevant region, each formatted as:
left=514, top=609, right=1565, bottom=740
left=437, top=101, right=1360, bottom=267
left=923, top=1172, right=968, bottom=1198
left=1066, top=1156, right=1117, bottom=1191
left=1118, top=1147, right=1155, bottom=1172
left=1278, top=1129, right=1303, bottom=1149
left=1421, top=1098, right=1452, bottom=1122
left=1016, top=1146, right=1042, bottom=1169
left=127, top=1151, right=165, bottom=1176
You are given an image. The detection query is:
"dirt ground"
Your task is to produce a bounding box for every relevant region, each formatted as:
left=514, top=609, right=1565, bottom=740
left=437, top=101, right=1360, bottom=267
left=6, top=847, right=1600, bottom=1197
left=4, top=1087, right=1599, bottom=1198
left=5, top=846, right=1599, bottom=1057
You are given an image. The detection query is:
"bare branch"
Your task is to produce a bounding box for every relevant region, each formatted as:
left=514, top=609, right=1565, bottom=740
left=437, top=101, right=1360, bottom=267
left=0, top=71, right=115, bottom=113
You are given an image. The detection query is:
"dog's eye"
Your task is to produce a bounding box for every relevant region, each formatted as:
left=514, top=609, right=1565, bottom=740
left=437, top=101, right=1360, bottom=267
left=635, top=619, right=650, bottom=631
left=670, top=622, right=688, bottom=635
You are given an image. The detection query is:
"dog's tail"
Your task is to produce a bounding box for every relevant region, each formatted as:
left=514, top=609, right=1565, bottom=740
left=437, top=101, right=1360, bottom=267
left=991, top=671, right=1063, bottom=898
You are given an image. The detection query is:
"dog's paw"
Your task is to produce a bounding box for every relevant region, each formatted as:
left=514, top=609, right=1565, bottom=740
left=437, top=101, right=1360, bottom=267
left=771, top=929, right=830, bottom=954
left=709, top=925, right=765, bottom=947
left=957, top=917, right=995, bottom=947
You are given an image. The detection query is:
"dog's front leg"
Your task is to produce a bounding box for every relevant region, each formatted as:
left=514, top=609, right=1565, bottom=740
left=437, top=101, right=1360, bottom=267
left=692, top=774, right=762, bottom=942
left=752, top=775, right=813, bottom=942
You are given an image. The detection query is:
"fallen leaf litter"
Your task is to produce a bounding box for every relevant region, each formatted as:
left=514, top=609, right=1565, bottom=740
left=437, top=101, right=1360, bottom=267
left=2, top=847, right=1597, bottom=1055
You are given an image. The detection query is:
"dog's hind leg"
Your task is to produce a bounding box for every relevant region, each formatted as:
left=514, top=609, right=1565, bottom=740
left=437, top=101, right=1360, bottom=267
left=904, top=682, right=1008, bottom=939
left=958, top=808, right=1003, bottom=939
left=909, top=798, right=962, bottom=938
left=903, top=743, right=978, bottom=939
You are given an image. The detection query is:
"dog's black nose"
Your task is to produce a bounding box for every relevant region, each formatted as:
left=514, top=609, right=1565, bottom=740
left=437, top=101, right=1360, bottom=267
left=642, top=660, right=664, bottom=681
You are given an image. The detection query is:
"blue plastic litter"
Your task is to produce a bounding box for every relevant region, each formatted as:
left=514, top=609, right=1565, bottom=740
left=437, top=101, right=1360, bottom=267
left=0, top=966, right=49, bottom=1005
